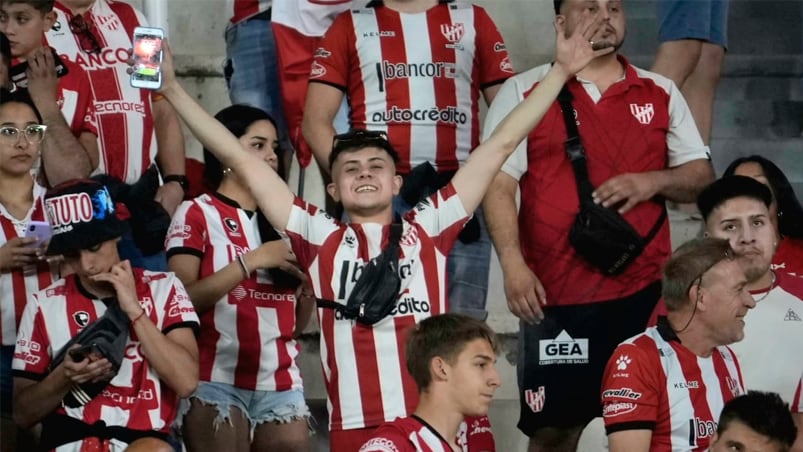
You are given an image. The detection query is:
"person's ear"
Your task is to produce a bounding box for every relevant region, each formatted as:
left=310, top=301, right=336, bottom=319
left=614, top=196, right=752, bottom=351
left=43, top=11, right=57, bottom=31
left=431, top=356, right=449, bottom=382
left=392, top=174, right=402, bottom=196
left=326, top=181, right=340, bottom=202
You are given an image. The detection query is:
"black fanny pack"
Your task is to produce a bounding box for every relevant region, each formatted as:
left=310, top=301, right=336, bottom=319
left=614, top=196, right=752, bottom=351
left=50, top=300, right=129, bottom=407
left=317, top=223, right=403, bottom=325
left=558, top=87, right=666, bottom=276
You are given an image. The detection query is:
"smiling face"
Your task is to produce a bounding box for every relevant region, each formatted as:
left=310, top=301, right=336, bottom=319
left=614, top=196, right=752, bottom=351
left=0, top=101, right=41, bottom=177
left=0, top=2, right=55, bottom=59
left=444, top=338, right=501, bottom=417
left=557, top=0, right=626, bottom=52
left=705, top=197, right=776, bottom=284
left=698, top=259, right=755, bottom=346
left=327, top=146, right=402, bottom=223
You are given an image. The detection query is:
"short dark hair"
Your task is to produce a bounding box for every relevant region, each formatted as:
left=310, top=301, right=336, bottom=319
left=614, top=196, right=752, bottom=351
left=554, top=0, right=563, bottom=14
left=0, top=32, right=10, bottom=62
left=328, top=129, right=400, bottom=171
left=0, top=87, right=43, bottom=123
left=717, top=391, right=797, bottom=451
left=0, top=0, right=55, bottom=13
left=723, top=155, right=803, bottom=239
left=697, top=176, right=773, bottom=223
left=406, top=313, right=498, bottom=391
left=662, top=237, right=735, bottom=311
left=202, top=104, right=284, bottom=190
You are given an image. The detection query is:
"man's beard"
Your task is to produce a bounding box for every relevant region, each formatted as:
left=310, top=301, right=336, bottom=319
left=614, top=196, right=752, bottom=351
left=740, top=256, right=770, bottom=283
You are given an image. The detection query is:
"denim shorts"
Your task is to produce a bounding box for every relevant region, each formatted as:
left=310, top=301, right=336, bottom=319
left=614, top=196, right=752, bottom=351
left=658, top=0, right=729, bottom=48
left=178, top=381, right=310, bottom=436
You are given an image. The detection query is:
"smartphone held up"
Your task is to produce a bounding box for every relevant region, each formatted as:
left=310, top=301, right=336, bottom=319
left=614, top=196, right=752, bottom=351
left=130, top=27, right=164, bottom=90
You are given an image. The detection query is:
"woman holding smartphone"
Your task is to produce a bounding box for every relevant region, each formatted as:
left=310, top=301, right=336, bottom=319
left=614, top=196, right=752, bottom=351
left=166, top=105, right=314, bottom=452
left=0, top=88, right=57, bottom=451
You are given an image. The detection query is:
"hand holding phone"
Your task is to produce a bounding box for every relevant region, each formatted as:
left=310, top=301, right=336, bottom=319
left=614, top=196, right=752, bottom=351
left=130, top=27, right=165, bottom=90
left=25, top=221, right=52, bottom=249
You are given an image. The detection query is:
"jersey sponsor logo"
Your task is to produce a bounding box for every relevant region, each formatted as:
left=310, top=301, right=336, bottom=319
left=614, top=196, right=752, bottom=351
left=230, top=286, right=295, bottom=304
left=784, top=308, right=801, bottom=321
left=361, top=30, right=396, bottom=38
left=168, top=304, right=195, bottom=317
left=16, top=338, right=41, bottom=353
left=94, top=100, right=146, bottom=115
left=601, top=387, right=642, bottom=400
left=469, top=418, right=492, bottom=436
left=71, top=48, right=135, bottom=70
left=672, top=380, right=699, bottom=389
left=167, top=223, right=191, bottom=241
left=500, top=56, right=514, bottom=74
left=615, top=354, right=632, bottom=370
left=231, top=285, right=247, bottom=300
left=629, top=103, right=654, bottom=125
left=493, top=42, right=506, bottom=52
left=538, top=330, right=588, bottom=365
left=380, top=60, right=457, bottom=80
left=310, top=61, right=327, bottom=79
left=603, top=401, right=637, bottom=418
left=73, top=311, right=90, bottom=328
left=358, top=438, right=399, bottom=452
left=440, top=23, right=464, bottom=43
left=691, top=417, right=717, bottom=442
left=314, top=47, right=332, bottom=58
left=390, top=293, right=431, bottom=316
left=525, top=386, right=545, bottom=413
left=100, top=387, right=154, bottom=406
left=13, top=350, right=41, bottom=365
left=371, top=106, right=468, bottom=125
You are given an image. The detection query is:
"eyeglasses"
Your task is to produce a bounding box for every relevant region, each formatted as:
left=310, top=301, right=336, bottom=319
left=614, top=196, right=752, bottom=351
left=332, top=129, right=391, bottom=152
left=0, top=125, right=48, bottom=144
left=69, top=14, right=102, bottom=54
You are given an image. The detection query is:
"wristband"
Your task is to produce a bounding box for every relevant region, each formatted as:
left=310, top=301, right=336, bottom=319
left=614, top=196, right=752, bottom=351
left=131, top=309, right=146, bottom=325
left=237, top=254, right=250, bottom=279
left=163, top=174, right=189, bottom=192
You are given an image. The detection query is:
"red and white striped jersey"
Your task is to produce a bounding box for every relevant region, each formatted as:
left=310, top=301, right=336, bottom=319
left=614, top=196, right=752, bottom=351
left=226, top=0, right=272, bottom=24
left=729, top=272, right=803, bottom=404
left=311, top=1, right=513, bottom=174
left=285, top=184, right=468, bottom=431
left=12, top=270, right=199, bottom=433
left=166, top=194, right=302, bottom=392
left=793, top=373, right=802, bottom=413
left=601, top=318, right=745, bottom=452
left=0, top=182, right=57, bottom=346
left=46, top=1, right=158, bottom=184
left=360, top=415, right=494, bottom=452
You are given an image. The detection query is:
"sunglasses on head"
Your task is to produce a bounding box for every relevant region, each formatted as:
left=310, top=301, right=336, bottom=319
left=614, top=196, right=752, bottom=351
left=69, top=14, right=102, bottom=54
left=332, top=129, right=391, bottom=152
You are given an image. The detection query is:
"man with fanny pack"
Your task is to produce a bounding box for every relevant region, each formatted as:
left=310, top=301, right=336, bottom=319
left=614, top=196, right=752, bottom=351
left=482, top=1, right=714, bottom=450
left=159, top=14, right=611, bottom=449
left=12, top=179, right=199, bottom=451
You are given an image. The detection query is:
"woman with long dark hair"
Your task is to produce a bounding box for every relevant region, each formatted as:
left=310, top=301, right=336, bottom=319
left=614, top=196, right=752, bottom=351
left=166, top=105, right=313, bottom=452
left=724, top=155, right=803, bottom=276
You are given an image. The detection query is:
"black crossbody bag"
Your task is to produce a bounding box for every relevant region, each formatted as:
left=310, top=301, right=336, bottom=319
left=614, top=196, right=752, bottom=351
left=317, top=222, right=403, bottom=325
left=557, top=86, right=666, bottom=276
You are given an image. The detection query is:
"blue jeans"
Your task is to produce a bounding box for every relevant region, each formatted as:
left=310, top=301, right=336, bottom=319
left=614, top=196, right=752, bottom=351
left=225, top=18, right=288, bottom=141
left=393, top=197, right=491, bottom=320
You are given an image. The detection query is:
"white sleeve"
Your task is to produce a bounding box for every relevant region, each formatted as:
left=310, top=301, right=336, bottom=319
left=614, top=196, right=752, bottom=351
left=666, top=81, right=711, bottom=168
left=483, top=77, right=529, bottom=181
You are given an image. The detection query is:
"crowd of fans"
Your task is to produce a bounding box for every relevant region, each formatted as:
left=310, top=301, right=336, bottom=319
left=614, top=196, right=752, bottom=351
left=0, top=0, right=801, bottom=451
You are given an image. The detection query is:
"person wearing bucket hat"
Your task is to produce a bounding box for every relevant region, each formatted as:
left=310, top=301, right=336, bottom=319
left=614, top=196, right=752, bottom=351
left=157, top=10, right=613, bottom=450
left=12, top=178, right=200, bottom=451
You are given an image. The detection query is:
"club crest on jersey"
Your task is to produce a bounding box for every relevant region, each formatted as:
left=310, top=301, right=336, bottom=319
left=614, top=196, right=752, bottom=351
left=51, top=21, right=62, bottom=32
left=525, top=386, right=545, bottom=413
left=73, top=311, right=90, bottom=328
left=441, top=22, right=464, bottom=44
left=629, top=103, right=654, bottom=125
left=223, top=218, right=240, bottom=236
left=726, top=376, right=742, bottom=398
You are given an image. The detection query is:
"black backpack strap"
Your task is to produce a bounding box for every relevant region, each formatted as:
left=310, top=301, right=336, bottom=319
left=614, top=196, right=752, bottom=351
left=557, top=86, right=595, bottom=201
left=642, top=206, right=668, bottom=246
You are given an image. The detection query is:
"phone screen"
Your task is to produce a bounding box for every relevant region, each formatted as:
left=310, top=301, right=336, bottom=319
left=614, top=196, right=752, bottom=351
left=25, top=221, right=52, bottom=248
left=132, top=33, right=163, bottom=87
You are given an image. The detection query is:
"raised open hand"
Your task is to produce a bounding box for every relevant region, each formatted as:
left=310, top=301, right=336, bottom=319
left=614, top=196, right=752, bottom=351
left=554, top=12, right=615, bottom=76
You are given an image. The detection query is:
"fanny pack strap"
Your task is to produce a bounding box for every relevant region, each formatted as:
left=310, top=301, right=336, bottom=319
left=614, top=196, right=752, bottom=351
left=316, top=221, right=403, bottom=312
left=557, top=85, right=667, bottom=245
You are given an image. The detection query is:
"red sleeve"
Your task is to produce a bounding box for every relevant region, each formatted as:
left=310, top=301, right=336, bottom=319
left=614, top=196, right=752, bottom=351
left=473, top=6, right=514, bottom=87
left=601, top=343, right=661, bottom=433
left=165, top=200, right=207, bottom=256
left=463, top=415, right=495, bottom=452
left=309, top=10, right=353, bottom=90
left=160, top=275, right=200, bottom=333
left=359, top=424, right=418, bottom=452
left=11, top=293, right=51, bottom=378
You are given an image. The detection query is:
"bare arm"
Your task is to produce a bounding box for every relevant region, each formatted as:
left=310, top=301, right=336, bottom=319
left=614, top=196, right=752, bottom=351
left=607, top=430, right=652, bottom=452
left=301, top=82, right=345, bottom=175
left=482, top=171, right=546, bottom=323
left=452, top=15, right=613, bottom=213
left=157, top=43, right=295, bottom=230
left=152, top=98, right=186, bottom=216
left=27, top=48, right=97, bottom=185
left=482, top=84, right=502, bottom=105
